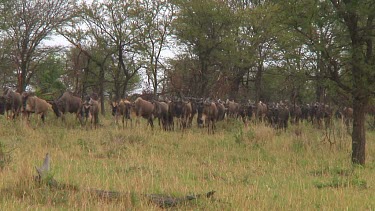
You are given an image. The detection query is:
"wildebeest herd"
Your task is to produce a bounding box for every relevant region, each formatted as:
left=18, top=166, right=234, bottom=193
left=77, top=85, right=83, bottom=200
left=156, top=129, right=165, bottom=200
left=0, top=88, right=374, bottom=133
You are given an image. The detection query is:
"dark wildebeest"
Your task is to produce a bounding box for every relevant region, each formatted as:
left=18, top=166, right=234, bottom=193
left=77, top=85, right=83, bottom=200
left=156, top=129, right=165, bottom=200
left=133, top=97, right=155, bottom=128
left=22, top=94, right=52, bottom=123
left=110, top=99, right=133, bottom=128
left=169, top=100, right=184, bottom=130
left=3, top=88, right=22, bottom=119
left=50, top=91, right=83, bottom=124
left=152, top=100, right=170, bottom=130
left=199, top=101, right=218, bottom=134
left=266, top=102, right=278, bottom=127
left=289, top=104, right=302, bottom=124
left=276, top=103, right=290, bottom=131
left=238, top=102, right=254, bottom=126
left=367, top=104, right=375, bottom=129
left=0, top=96, right=6, bottom=115
left=313, top=103, right=332, bottom=128
left=301, top=104, right=311, bottom=122
left=188, top=100, right=197, bottom=128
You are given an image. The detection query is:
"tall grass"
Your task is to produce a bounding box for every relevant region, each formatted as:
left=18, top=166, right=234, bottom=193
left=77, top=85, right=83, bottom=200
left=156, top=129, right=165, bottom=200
left=0, top=114, right=375, bottom=210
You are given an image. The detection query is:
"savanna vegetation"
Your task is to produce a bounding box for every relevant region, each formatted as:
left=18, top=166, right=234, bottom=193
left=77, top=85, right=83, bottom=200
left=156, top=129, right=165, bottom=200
left=0, top=114, right=374, bottom=210
left=0, top=0, right=375, bottom=209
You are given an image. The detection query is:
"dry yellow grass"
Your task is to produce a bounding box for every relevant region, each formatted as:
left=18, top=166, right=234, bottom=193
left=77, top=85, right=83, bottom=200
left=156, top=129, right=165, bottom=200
left=0, top=114, right=375, bottom=210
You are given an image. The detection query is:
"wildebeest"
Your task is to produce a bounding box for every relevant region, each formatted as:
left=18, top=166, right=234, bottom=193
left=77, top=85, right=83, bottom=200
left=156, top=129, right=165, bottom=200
left=215, top=101, right=226, bottom=121
left=181, top=101, right=192, bottom=129
left=22, top=94, right=52, bottom=123
left=238, top=102, right=254, bottom=126
left=50, top=91, right=83, bottom=124
left=110, top=99, right=133, bottom=128
left=225, top=99, right=240, bottom=118
left=152, top=100, right=170, bottom=130
left=3, top=88, right=22, bottom=119
left=133, top=97, right=155, bottom=128
left=276, top=103, right=289, bottom=131
left=313, top=103, right=332, bottom=128
left=340, top=107, right=353, bottom=129
left=169, top=100, right=184, bottom=130
left=301, top=104, right=311, bottom=122
left=256, top=101, right=268, bottom=122
left=0, top=96, right=6, bottom=115
left=87, top=98, right=100, bottom=129
left=289, top=104, right=302, bottom=124
left=266, top=103, right=278, bottom=127
left=199, top=101, right=218, bottom=134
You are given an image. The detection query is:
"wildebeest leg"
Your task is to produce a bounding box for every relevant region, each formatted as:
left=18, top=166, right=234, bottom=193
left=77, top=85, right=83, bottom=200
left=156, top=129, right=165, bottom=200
left=41, top=113, right=45, bottom=123
left=148, top=117, right=154, bottom=129
left=122, top=114, right=125, bottom=129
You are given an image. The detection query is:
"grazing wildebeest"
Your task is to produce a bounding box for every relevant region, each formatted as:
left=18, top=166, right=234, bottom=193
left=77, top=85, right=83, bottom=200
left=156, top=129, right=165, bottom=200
left=256, top=101, right=268, bottom=122
left=50, top=91, right=83, bottom=124
left=23, top=94, right=52, bottom=123
left=3, top=88, right=22, bottom=119
left=111, top=99, right=133, bottom=128
left=133, top=97, right=155, bottom=128
left=152, top=100, right=170, bottom=130
left=200, top=101, right=218, bottom=134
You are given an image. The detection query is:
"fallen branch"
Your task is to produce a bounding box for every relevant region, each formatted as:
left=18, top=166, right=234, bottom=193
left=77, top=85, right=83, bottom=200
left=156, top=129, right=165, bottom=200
left=144, top=191, right=216, bottom=208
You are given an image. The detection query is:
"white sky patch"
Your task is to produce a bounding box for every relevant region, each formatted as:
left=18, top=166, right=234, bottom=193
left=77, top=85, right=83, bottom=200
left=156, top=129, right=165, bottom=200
left=42, top=34, right=72, bottom=47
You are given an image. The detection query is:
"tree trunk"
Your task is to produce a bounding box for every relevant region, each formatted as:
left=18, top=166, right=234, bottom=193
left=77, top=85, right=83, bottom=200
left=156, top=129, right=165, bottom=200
left=199, top=60, right=209, bottom=98
left=349, top=33, right=370, bottom=165
left=99, top=66, right=105, bottom=116
left=351, top=97, right=367, bottom=164
left=254, top=63, right=263, bottom=102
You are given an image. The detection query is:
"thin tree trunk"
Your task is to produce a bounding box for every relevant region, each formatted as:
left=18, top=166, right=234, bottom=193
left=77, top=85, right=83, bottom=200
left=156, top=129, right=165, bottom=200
left=254, top=63, right=262, bottom=102
left=99, top=66, right=105, bottom=116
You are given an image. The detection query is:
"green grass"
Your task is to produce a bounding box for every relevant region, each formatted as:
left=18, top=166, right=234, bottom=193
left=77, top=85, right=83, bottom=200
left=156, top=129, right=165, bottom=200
left=0, top=114, right=375, bottom=210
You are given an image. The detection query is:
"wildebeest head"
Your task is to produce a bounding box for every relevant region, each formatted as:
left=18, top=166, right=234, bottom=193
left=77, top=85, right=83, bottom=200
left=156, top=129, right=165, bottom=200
left=110, top=101, right=118, bottom=116
left=21, top=92, right=32, bottom=112
left=50, top=100, right=61, bottom=117
left=170, top=100, right=184, bottom=118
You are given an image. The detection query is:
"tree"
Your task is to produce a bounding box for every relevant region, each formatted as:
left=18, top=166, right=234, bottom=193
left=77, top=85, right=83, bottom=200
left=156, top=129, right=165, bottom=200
left=331, top=0, right=375, bottom=165
left=139, top=0, right=174, bottom=96
left=279, top=0, right=375, bottom=165
left=172, top=0, right=237, bottom=97
left=0, top=0, right=77, bottom=92
left=32, top=53, right=66, bottom=99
